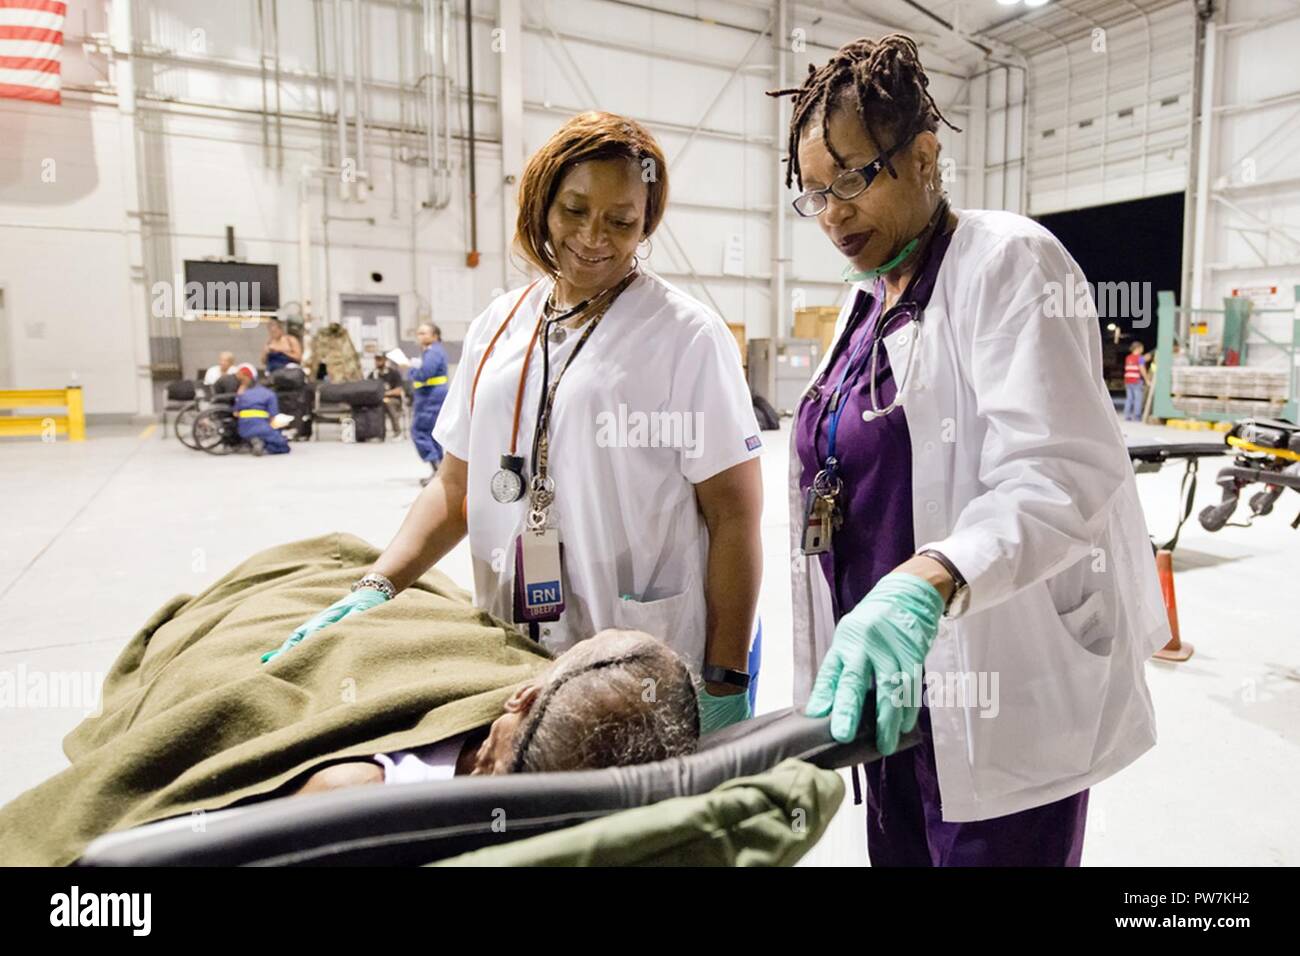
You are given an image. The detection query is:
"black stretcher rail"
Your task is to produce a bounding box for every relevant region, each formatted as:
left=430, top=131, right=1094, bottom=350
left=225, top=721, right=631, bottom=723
left=75, top=708, right=910, bottom=867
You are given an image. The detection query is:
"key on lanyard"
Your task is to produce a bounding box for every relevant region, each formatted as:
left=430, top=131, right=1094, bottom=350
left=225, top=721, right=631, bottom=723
left=802, top=486, right=841, bottom=555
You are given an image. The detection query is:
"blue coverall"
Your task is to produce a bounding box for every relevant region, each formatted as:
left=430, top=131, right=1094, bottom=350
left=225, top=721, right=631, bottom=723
left=408, top=342, right=448, bottom=465
left=234, top=384, right=290, bottom=454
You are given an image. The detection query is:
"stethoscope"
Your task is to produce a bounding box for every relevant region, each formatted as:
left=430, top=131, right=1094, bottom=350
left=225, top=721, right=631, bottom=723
left=469, top=271, right=637, bottom=504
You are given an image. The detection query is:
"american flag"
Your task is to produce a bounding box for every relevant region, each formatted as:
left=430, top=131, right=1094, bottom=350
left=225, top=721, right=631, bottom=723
left=0, top=0, right=66, bottom=106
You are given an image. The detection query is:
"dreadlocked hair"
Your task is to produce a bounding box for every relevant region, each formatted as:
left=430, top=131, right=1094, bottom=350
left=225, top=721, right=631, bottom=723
left=766, top=34, right=962, bottom=190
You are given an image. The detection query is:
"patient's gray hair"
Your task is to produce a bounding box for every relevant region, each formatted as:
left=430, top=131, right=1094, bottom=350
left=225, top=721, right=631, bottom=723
left=509, top=630, right=701, bottom=773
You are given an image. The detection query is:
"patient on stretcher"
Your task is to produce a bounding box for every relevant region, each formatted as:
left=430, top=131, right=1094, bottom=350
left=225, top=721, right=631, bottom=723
left=291, top=629, right=701, bottom=793
left=0, top=534, right=699, bottom=866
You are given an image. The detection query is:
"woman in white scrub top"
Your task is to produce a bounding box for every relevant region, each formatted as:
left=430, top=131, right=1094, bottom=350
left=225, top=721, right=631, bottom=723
left=271, top=112, right=764, bottom=734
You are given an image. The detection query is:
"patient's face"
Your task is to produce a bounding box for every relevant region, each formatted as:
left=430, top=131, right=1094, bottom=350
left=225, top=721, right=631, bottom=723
left=469, top=628, right=694, bottom=776
left=470, top=681, right=541, bottom=775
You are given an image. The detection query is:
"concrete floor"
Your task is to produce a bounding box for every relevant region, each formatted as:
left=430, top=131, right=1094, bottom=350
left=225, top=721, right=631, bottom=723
left=1, top=416, right=1297, bottom=865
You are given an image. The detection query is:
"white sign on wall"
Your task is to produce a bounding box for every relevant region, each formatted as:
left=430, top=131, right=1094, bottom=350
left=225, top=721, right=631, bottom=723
left=722, top=234, right=745, bottom=277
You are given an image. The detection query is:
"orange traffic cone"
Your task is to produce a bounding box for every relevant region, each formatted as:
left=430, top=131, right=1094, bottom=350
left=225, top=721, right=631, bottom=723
left=1153, top=548, right=1193, bottom=662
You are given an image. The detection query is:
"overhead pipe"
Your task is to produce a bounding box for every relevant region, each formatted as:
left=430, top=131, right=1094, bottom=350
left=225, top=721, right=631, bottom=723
left=419, top=0, right=452, bottom=209
left=332, top=0, right=349, bottom=199
left=464, top=0, right=479, bottom=267
left=352, top=0, right=368, bottom=199
left=422, top=0, right=438, bottom=205
left=272, top=0, right=283, bottom=170
left=439, top=0, right=453, bottom=202
left=257, top=0, right=269, bottom=165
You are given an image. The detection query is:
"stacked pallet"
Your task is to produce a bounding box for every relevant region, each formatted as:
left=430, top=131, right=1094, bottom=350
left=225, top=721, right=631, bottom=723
left=1170, top=366, right=1289, bottom=418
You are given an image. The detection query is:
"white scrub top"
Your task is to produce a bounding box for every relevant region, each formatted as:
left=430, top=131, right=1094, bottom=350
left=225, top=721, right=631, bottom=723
left=435, top=269, right=762, bottom=672
left=789, top=208, right=1171, bottom=822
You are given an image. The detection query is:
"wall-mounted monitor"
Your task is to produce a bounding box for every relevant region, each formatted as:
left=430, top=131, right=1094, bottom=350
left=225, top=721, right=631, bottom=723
left=182, top=260, right=280, bottom=313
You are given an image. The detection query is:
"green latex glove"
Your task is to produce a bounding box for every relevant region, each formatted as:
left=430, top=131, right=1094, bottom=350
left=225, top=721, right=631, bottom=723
left=698, top=687, right=753, bottom=735
left=805, top=572, right=944, bottom=752
left=261, top=587, right=390, bottom=663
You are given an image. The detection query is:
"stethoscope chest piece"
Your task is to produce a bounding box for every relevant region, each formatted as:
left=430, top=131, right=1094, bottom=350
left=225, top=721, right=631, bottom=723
left=491, top=454, right=527, bottom=503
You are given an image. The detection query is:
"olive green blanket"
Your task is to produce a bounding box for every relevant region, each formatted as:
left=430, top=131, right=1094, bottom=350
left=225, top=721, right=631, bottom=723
left=432, top=758, right=845, bottom=867
left=0, top=533, right=552, bottom=866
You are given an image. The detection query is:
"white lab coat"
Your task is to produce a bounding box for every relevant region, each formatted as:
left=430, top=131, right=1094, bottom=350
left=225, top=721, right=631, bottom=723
left=790, top=209, right=1170, bottom=822
left=436, top=270, right=762, bottom=672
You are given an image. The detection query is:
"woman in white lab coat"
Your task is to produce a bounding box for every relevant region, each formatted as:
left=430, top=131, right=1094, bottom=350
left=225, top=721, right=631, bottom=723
left=269, top=112, right=764, bottom=735
left=770, top=35, right=1170, bottom=865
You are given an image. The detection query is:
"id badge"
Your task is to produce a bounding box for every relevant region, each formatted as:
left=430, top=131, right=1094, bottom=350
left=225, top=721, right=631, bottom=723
left=513, top=528, right=565, bottom=623
left=801, top=487, right=832, bottom=555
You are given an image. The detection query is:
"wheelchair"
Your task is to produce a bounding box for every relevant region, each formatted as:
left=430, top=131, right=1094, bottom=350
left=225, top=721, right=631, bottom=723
left=171, top=374, right=239, bottom=450
left=189, top=395, right=245, bottom=455
left=188, top=396, right=285, bottom=456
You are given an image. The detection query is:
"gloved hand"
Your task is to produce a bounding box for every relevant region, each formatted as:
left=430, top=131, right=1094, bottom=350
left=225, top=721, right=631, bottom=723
left=261, top=588, right=390, bottom=663
left=698, top=686, right=752, bottom=735
left=805, top=572, right=944, bottom=752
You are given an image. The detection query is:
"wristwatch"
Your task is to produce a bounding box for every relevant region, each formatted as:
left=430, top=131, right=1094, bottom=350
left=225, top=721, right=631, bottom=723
left=701, top=665, right=751, bottom=691
left=915, top=549, right=969, bottom=616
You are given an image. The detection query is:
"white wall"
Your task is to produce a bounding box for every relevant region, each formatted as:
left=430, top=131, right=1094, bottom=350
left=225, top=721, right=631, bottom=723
left=1192, top=0, right=1300, bottom=353
left=1025, top=1, right=1194, bottom=216
left=2, top=0, right=980, bottom=416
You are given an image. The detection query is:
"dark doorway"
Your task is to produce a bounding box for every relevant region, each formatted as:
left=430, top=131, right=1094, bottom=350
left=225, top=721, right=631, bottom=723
left=1035, top=191, right=1184, bottom=351
left=1036, top=192, right=1184, bottom=394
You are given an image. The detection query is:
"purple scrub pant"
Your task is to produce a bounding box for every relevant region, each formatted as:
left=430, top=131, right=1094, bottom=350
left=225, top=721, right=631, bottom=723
left=863, top=700, right=1090, bottom=867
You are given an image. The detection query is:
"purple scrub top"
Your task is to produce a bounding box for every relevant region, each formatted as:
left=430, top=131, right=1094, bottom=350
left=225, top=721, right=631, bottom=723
left=794, top=228, right=954, bottom=620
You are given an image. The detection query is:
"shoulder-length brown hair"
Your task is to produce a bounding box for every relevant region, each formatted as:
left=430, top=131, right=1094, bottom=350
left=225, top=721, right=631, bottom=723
left=515, top=111, right=669, bottom=276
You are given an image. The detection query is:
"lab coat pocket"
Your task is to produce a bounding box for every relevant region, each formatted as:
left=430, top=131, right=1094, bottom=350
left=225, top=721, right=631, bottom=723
left=612, top=590, right=690, bottom=647
left=1057, top=590, right=1113, bottom=660
left=1045, top=590, right=1114, bottom=775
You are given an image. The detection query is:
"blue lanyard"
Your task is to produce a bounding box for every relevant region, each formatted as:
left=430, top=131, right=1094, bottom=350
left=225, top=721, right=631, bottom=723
left=823, top=279, right=885, bottom=475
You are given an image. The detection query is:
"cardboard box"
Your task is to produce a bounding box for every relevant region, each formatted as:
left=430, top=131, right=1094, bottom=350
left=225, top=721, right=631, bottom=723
left=793, top=306, right=840, bottom=356
left=727, top=322, right=747, bottom=368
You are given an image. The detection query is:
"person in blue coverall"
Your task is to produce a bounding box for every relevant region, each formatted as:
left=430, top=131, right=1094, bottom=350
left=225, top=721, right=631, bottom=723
left=408, top=322, right=448, bottom=485
left=233, top=364, right=290, bottom=456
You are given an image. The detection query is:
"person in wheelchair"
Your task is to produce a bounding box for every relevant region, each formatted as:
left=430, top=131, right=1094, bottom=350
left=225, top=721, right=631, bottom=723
left=233, top=363, right=290, bottom=456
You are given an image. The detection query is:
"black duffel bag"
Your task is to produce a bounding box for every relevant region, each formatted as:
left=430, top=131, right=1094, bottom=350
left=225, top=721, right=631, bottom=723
left=271, top=367, right=308, bottom=392
left=165, top=380, right=196, bottom=402
left=318, top=379, right=385, bottom=408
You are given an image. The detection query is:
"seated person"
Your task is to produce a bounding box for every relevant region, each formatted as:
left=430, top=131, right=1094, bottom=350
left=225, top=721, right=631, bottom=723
left=0, top=534, right=699, bottom=866
left=367, top=353, right=406, bottom=439
left=203, top=351, right=237, bottom=387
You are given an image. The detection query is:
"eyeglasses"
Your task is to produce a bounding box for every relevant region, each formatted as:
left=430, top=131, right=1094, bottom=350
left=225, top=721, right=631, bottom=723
left=791, top=135, right=914, bottom=218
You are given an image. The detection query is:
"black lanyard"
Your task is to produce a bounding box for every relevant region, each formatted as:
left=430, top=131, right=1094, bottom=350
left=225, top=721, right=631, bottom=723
left=529, top=269, right=639, bottom=487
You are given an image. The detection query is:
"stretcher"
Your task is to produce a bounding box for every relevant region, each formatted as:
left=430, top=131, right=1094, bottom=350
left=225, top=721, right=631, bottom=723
left=1196, top=419, right=1300, bottom=532
left=1126, top=437, right=1230, bottom=550
left=75, top=708, right=910, bottom=867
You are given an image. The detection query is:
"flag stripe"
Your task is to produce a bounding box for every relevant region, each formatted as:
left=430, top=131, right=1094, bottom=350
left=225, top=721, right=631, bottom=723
left=0, top=0, right=67, bottom=14
left=0, top=64, right=58, bottom=87
left=0, top=80, right=59, bottom=102
left=0, top=10, right=65, bottom=30
left=0, top=38, right=62, bottom=58
left=0, top=54, right=58, bottom=72
left=0, top=0, right=63, bottom=106
left=0, top=25, right=63, bottom=43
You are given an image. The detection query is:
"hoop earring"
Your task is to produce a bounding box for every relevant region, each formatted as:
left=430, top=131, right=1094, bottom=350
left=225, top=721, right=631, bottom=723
left=635, top=237, right=653, bottom=262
